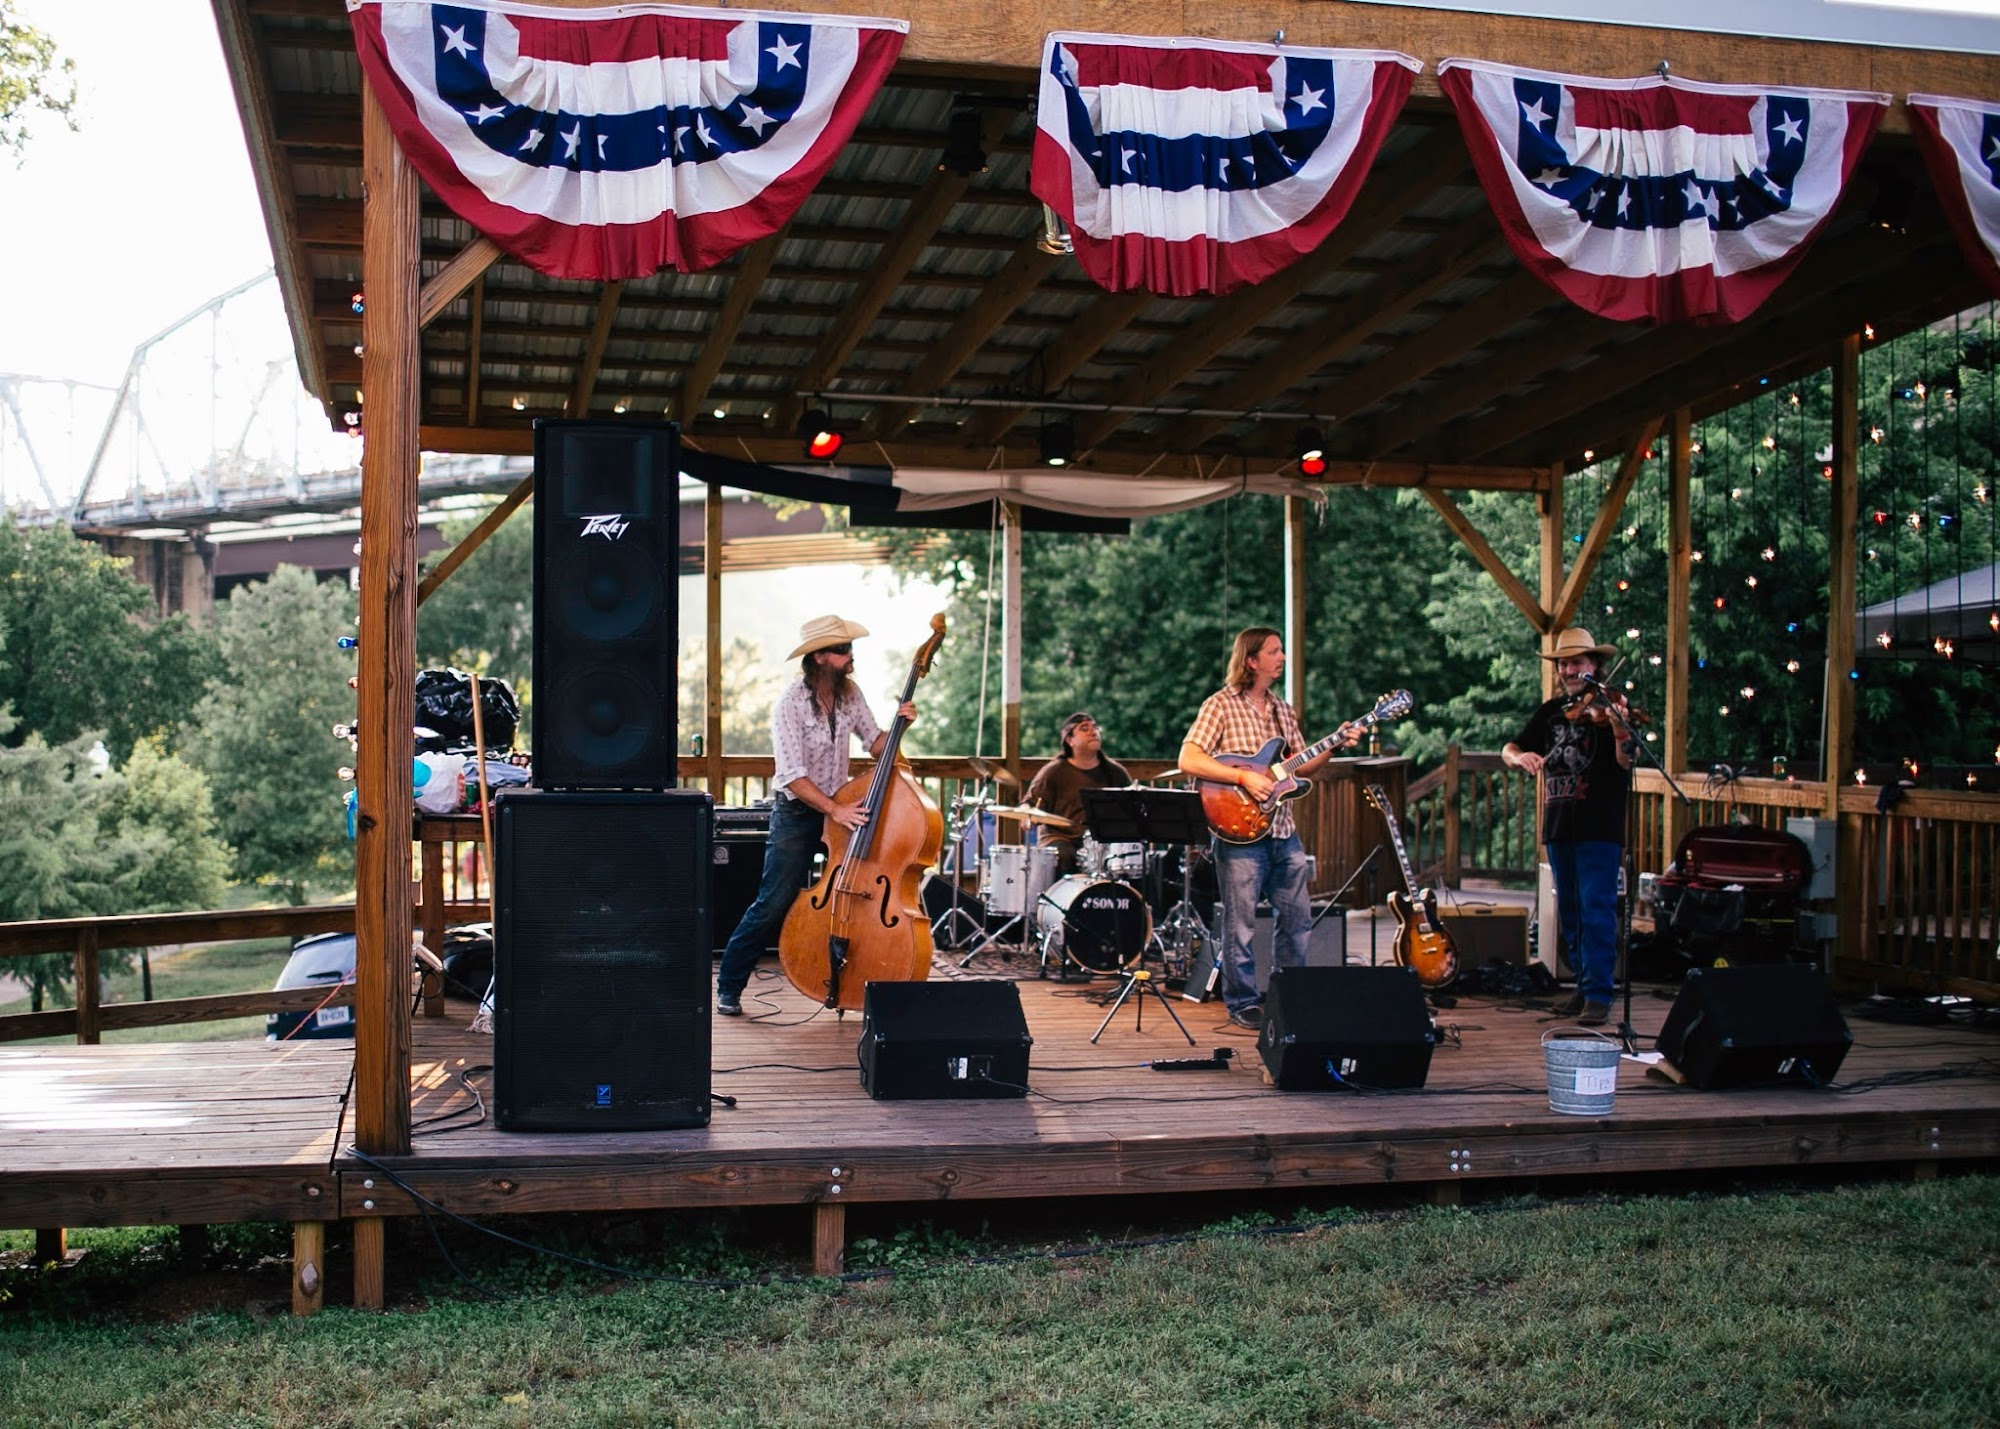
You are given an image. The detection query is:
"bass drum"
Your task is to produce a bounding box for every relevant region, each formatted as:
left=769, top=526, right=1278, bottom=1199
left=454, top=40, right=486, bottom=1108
left=1036, top=875, right=1152, bottom=974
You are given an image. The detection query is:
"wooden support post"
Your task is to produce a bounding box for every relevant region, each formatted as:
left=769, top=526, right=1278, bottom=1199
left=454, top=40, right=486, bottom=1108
left=706, top=481, right=725, bottom=799
left=72, top=927, right=100, bottom=1045
left=1538, top=465, right=1564, bottom=704
left=419, top=838, right=444, bottom=1017
left=1665, top=408, right=1693, bottom=857
left=1001, top=501, right=1023, bottom=788
left=34, top=1227, right=65, bottom=1264
left=1284, top=495, right=1308, bottom=728
left=354, top=77, right=419, bottom=1183
left=1443, top=742, right=1463, bottom=888
left=1428, top=1180, right=1463, bottom=1207
left=1825, top=335, right=1860, bottom=807
left=292, top=1221, right=325, bottom=1316
left=353, top=1217, right=386, bottom=1310
left=178, top=1223, right=210, bottom=1267
left=812, top=1202, right=846, bottom=1277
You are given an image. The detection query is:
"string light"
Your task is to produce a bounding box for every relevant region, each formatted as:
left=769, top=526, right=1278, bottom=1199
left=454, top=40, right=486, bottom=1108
left=1739, top=686, right=1756, bottom=700
left=1875, top=631, right=1894, bottom=648
left=1649, top=654, right=1663, bottom=666
left=1626, top=626, right=1641, bottom=639
left=1719, top=704, right=1732, bottom=716
left=1761, top=546, right=1776, bottom=561
left=1762, top=435, right=1778, bottom=450
left=1745, top=575, right=1759, bottom=588
left=1786, top=659, right=1801, bottom=673
left=1855, top=768, right=1869, bottom=785
left=1935, top=637, right=1956, bottom=658
left=1616, top=579, right=1630, bottom=591
left=349, top=291, right=365, bottom=315
left=1713, top=596, right=1727, bottom=609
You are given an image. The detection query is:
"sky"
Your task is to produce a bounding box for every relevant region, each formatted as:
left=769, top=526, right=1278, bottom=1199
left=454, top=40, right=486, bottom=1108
left=0, top=1, right=277, bottom=386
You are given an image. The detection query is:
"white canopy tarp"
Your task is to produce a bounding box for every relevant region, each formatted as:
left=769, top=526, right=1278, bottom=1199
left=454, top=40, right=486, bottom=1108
left=1856, top=559, right=2000, bottom=658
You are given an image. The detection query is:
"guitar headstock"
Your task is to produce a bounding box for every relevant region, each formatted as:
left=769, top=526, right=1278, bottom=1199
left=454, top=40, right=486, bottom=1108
left=913, top=612, right=948, bottom=677
left=1370, top=689, right=1414, bottom=725
left=1363, top=782, right=1392, bottom=813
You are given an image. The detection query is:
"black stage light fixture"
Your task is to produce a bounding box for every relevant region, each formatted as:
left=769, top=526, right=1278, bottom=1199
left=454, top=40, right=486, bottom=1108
left=1040, top=416, right=1075, bottom=468
left=797, top=408, right=842, bottom=461
left=1294, top=426, right=1328, bottom=478
left=940, top=104, right=987, bottom=176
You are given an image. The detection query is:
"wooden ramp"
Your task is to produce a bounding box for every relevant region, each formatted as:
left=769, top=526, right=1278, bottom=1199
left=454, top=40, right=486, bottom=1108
left=5, top=959, right=2000, bottom=1294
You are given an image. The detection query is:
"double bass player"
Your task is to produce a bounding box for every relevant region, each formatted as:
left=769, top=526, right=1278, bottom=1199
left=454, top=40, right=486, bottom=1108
left=714, top=615, right=917, bottom=1017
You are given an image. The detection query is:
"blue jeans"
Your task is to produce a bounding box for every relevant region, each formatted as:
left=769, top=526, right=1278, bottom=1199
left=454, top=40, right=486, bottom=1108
left=1546, top=840, right=1621, bottom=1005
left=716, top=797, right=822, bottom=998
left=1214, top=833, right=1312, bottom=1013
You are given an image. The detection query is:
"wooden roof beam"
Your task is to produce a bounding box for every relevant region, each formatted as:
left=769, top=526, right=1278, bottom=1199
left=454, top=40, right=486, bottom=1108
left=418, top=235, right=501, bottom=328
left=1070, top=124, right=1469, bottom=454
left=567, top=280, right=626, bottom=417
left=860, top=240, right=1061, bottom=440
left=1162, top=222, right=1505, bottom=451
left=1309, top=267, right=1555, bottom=426
left=786, top=107, right=1017, bottom=423
left=1419, top=487, right=1550, bottom=631
left=1549, top=417, right=1663, bottom=632
left=1451, top=228, right=1936, bottom=463
left=960, top=288, right=1155, bottom=445
left=680, top=232, right=783, bottom=435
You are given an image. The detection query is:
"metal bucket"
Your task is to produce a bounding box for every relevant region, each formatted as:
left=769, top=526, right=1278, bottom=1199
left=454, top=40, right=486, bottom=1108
left=1542, top=1029, right=1621, bottom=1116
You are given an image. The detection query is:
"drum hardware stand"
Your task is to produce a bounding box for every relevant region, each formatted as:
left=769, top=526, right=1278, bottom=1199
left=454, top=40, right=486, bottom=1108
left=933, top=794, right=993, bottom=956
left=1091, top=965, right=1196, bottom=1045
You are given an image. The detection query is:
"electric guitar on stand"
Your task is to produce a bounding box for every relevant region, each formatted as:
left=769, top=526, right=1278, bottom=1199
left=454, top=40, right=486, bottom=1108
left=1199, top=690, right=1414, bottom=844
left=1363, top=783, right=1459, bottom=990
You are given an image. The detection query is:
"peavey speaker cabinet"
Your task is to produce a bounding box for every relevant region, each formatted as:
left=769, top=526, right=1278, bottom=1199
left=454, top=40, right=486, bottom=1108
left=532, top=420, right=681, bottom=790
left=493, top=789, right=712, bottom=1130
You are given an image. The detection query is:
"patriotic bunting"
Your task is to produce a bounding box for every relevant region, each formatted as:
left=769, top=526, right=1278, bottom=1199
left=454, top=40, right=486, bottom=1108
left=1439, top=59, right=1887, bottom=324
left=1909, top=94, right=2000, bottom=298
left=348, top=1, right=906, bottom=279
left=1031, top=33, right=1419, bottom=297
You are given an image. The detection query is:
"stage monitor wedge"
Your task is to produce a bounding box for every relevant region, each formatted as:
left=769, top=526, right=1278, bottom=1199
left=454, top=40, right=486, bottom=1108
left=859, top=980, right=1032, bottom=1099
left=1258, top=965, right=1436, bottom=1090
left=1655, top=964, right=1851, bottom=1089
left=493, top=788, right=712, bottom=1130
left=532, top=419, right=681, bottom=790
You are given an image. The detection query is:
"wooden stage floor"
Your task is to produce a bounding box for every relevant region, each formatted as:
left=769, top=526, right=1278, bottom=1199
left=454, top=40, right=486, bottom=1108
left=7, top=951, right=2000, bottom=1273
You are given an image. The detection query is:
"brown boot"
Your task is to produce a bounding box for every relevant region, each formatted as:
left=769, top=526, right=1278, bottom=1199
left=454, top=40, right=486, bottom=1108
left=1557, top=991, right=1587, bottom=1017
left=1578, top=1000, right=1611, bottom=1026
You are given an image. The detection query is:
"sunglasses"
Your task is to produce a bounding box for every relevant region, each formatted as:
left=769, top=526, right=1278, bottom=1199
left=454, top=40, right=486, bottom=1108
left=825, top=643, right=853, bottom=656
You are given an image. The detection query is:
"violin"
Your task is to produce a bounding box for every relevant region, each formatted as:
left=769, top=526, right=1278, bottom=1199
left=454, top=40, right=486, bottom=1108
left=1561, top=676, right=1650, bottom=734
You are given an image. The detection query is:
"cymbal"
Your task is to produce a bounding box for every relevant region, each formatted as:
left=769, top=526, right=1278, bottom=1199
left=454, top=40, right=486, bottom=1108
left=987, top=804, right=1074, bottom=829
left=966, top=756, right=1021, bottom=785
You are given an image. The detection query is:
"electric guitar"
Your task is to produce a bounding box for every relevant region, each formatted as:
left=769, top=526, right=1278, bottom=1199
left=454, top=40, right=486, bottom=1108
left=1363, top=783, right=1459, bottom=990
left=1199, top=690, right=1414, bottom=844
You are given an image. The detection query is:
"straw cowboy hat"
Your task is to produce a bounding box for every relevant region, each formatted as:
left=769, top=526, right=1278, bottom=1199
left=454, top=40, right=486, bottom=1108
left=1540, top=627, right=1619, bottom=661
left=788, top=614, right=870, bottom=659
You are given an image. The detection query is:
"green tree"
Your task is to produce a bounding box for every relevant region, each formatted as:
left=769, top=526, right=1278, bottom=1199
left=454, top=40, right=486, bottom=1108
left=187, top=566, right=356, bottom=904
left=0, top=517, right=220, bottom=758
left=678, top=636, right=777, bottom=753
left=416, top=500, right=534, bottom=685
left=0, top=714, right=231, bottom=1009
left=0, top=1, right=75, bottom=163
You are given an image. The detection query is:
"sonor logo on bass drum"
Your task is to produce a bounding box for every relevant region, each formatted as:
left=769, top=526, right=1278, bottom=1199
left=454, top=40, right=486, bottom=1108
left=579, top=513, right=630, bottom=540
left=1081, top=895, right=1132, bottom=910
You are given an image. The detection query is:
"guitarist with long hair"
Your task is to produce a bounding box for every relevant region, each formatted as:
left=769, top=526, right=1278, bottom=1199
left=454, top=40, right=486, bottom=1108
left=1177, top=627, right=1358, bottom=1030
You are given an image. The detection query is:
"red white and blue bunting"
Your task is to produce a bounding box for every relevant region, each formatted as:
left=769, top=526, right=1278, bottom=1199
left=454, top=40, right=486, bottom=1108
left=348, top=1, right=906, bottom=279
left=1031, top=33, right=1419, bottom=297
left=1439, top=59, right=1887, bottom=324
left=1909, top=94, right=2000, bottom=298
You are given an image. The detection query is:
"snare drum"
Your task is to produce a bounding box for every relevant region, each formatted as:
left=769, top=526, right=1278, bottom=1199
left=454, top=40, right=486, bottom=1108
left=1036, top=875, right=1153, bottom=973
left=982, top=844, right=1058, bottom=916
left=1099, top=842, right=1148, bottom=879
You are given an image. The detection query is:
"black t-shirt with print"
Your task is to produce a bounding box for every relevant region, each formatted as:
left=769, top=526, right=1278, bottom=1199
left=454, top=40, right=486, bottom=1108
left=1514, top=696, right=1630, bottom=844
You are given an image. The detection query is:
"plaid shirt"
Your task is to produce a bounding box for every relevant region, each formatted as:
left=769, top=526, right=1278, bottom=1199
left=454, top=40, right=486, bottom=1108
left=1184, top=685, right=1307, bottom=840
left=770, top=678, right=882, bottom=801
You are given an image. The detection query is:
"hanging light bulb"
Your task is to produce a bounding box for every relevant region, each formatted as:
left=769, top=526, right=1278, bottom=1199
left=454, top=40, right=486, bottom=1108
left=1875, top=630, right=1893, bottom=648
left=1855, top=768, right=1869, bottom=785
left=1739, top=685, right=1756, bottom=700
left=1745, top=575, right=1759, bottom=588
left=1626, top=627, right=1641, bottom=639
left=1761, top=546, right=1776, bottom=561
left=1786, top=659, right=1801, bottom=673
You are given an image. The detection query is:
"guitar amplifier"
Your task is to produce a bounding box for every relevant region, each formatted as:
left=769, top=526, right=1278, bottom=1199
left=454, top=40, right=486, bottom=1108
left=1437, top=905, right=1529, bottom=966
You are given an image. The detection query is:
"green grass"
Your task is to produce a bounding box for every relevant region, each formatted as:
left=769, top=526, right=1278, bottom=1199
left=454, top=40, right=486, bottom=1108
left=3, top=1175, right=1998, bottom=1426
left=0, top=938, right=293, bottom=1045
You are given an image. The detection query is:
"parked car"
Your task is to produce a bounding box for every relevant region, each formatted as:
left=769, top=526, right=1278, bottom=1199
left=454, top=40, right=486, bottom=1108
left=263, top=923, right=496, bottom=1042
left=266, top=932, right=358, bottom=1041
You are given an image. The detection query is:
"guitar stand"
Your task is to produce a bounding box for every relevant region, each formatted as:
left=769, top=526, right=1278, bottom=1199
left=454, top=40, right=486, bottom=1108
left=1091, top=966, right=1196, bottom=1045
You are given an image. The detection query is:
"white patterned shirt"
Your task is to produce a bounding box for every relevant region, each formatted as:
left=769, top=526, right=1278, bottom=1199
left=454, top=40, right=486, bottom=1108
left=770, top=678, right=883, bottom=802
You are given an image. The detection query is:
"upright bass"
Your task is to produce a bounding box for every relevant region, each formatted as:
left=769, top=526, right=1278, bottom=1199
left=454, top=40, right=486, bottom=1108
left=779, top=614, right=948, bottom=1011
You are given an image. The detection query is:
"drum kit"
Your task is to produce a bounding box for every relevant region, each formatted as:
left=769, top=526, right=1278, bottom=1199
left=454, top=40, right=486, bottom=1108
left=928, top=781, right=1221, bottom=1011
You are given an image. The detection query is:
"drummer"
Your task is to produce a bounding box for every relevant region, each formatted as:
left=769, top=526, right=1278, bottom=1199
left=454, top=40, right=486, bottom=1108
left=1025, top=712, right=1132, bottom=874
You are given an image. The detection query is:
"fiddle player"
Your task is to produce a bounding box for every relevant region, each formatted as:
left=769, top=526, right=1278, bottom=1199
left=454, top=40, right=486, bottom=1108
left=1177, top=627, right=1356, bottom=1031
left=714, top=615, right=917, bottom=1017
left=1025, top=712, right=1132, bottom=874
left=1501, top=627, right=1636, bottom=1026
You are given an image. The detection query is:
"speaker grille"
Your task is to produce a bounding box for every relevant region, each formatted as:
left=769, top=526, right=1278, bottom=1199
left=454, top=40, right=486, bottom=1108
left=494, top=790, right=712, bottom=1129
left=1258, top=966, right=1436, bottom=1090
left=532, top=419, right=680, bottom=790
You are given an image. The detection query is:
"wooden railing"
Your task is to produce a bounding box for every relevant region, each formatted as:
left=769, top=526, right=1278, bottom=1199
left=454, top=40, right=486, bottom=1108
left=12, top=755, right=1992, bottom=1042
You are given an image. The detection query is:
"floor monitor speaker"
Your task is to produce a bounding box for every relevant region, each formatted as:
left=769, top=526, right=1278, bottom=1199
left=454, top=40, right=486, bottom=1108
left=494, top=789, right=712, bottom=1129
left=1655, top=964, right=1851, bottom=1089
left=1258, top=965, right=1436, bottom=1090
left=532, top=420, right=681, bottom=790
left=859, top=980, right=1031, bottom=1099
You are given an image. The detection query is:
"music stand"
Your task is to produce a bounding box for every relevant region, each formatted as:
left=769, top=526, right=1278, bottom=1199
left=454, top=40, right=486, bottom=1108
left=1075, top=789, right=1204, bottom=1043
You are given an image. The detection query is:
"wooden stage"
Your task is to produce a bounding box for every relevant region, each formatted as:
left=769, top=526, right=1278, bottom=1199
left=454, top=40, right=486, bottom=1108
left=6, top=935, right=2000, bottom=1308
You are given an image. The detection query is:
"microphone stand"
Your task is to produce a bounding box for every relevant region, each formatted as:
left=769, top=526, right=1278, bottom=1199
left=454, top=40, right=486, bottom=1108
left=1610, top=710, right=1691, bottom=1055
